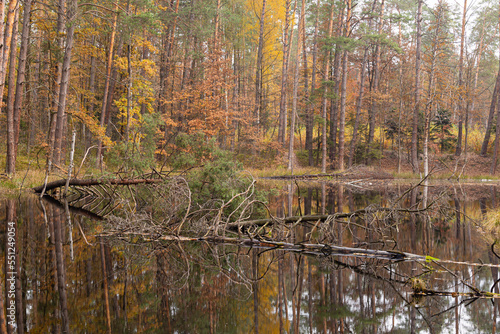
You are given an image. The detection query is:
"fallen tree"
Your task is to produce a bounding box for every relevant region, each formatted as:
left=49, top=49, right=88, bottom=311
left=33, top=178, right=162, bottom=193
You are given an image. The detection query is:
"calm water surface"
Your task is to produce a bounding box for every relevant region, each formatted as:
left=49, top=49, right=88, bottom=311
left=0, top=180, right=499, bottom=333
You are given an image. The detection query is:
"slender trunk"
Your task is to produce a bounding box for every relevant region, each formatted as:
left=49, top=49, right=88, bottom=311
left=126, top=44, right=132, bottom=141
left=348, top=48, right=369, bottom=167
left=6, top=0, right=31, bottom=175
left=4, top=9, right=19, bottom=175
left=330, top=12, right=342, bottom=162
left=289, top=0, right=306, bottom=171
left=88, top=36, right=97, bottom=148
left=469, top=17, right=485, bottom=156
left=0, top=0, right=18, bottom=101
left=350, top=0, right=378, bottom=167
left=52, top=0, right=67, bottom=166
left=254, top=0, right=266, bottom=142
left=301, top=3, right=310, bottom=153
left=481, top=31, right=497, bottom=156
left=455, top=0, right=467, bottom=156
left=411, top=0, right=422, bottom=173
left=424, top=4, right=442, bottom=179
left=96, top=2, right=119, bottom=168
left=338, top=0, right=351, bottom=171
left=278, top=0, right=291, bottom=145
left=321, top=3, right=335, bottom=173
left=307, top=0, right=320, bottom=165
left=53, top=0, right=77, bottom=167
left=397, top=10, right=403, bottom=174
left=367, top=0, right=384, bottom=147
left=158, top=0, right=179, bottom=126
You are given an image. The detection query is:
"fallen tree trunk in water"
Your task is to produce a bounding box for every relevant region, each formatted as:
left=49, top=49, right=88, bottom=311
left=33, top=178, right=162, bottom=193
left=224, top=206, right=433, bottom=229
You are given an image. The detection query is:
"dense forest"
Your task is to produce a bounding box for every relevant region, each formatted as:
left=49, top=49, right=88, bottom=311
left=1, top=0, right=499, bottom=177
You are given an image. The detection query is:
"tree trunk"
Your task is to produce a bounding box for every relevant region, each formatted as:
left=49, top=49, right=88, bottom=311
left=254, top=0, right=266, bottom=143
left=6, top=0, right=31, bottom=175
left=481, top=38, right=497, bottom=155
left=96, top=1, right=119, bottom=168
left=53, top=0, right=77, bottom=168
left=0, top=0, right=18, bottom=102
left=321, top=3, right=335, bottom=173
left=455, top=0, right=467, bottom=156
left=397, top=9, right=403, bottom=174
left=469, top=16, right=485, bottom=156
left=307, top=0, right=320, bottom=166
left=348, top=48, right=369, bottom=167
left=288, top=0, right=306, bottom=171
left=278, top=0, right=291, bottom=146
left=51, top=0, right=67, bottom=166
left=87, top=36, right=97, bottom=148
left=338, top=0, right=351, bottom=171
left=329, top=7, right=343, bottom=162
left=301, top=2, right=310, bottom=155
left=424, top=2, right=443, bottom=179
left=367, top=0, right=384, bottom=148
left=411, top=0, right=422, bottom=174
left=158, top=0, right=179, bottom=116
left=4, top=9, right=19, bottom=176
left=126, top=44, right=132, bottom=141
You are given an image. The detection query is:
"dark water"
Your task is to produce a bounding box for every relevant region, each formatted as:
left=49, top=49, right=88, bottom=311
left=1, top=181, right=500, bottom=333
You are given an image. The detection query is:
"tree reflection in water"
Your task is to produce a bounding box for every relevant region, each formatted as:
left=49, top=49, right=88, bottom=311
left=2, top=182, right=500, bottom=332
